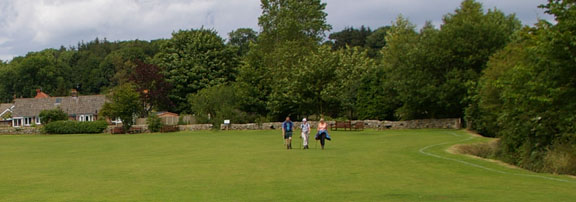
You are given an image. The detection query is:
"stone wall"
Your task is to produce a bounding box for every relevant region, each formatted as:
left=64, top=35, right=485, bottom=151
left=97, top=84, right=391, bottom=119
left=0, top=127, right=41, bottom=135
left=179, top=124, right=213, bottom=131
left=0, top=118, right=461, bottom=135
left=108, top=124, right=215, bottom=133
left=380, top=118, right=461, bottom=129
left=220, top=118, right=461, bottom=130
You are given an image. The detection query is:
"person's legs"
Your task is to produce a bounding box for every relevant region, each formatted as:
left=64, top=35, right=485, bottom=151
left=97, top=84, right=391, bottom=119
left=302, top=131, right=308, bottom=148
left=287, top=131, right=293, bottom=149
left=305, top=131, right=310, bottom=149
left=285, top=135, right=289, bottom=149
left=320, top=132, right=326, bottom=149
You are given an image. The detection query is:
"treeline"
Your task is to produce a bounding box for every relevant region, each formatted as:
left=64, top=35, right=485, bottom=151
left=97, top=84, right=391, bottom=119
left=0, top=0, right=574, bottom=172
left=0, top=39, right=163, bottom=101
left=466, top=1, right=576, bottom=174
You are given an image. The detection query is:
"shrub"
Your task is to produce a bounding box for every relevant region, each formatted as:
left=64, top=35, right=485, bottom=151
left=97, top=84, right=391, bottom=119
left=44, top=120, right=108, bottom=134
left=147, top=113, right=163, bottom=133
left=543, top=144, right=576, bottom=175
left=178, top=115, right=187, bottom=125
left=454, top=140, right=499, bottom=159
left=39, top=108, right=68, bottom=124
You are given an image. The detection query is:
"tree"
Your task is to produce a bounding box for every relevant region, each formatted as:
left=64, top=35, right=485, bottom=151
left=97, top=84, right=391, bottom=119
left=0, top=62, right=17, bottom=102
left=379, top=0, right=520, bottom=120
left=247, top=0, right=331, bottom=120
left=146, top=112, right=163, bottom=133
left=7, top=49, right=73, bottom=98
left=466, top=0, right=576, bottom=173
left=380, top=15, right=431, bottom=120
left=429, top=0, right=521, bottom=118
left=100, top=83, right=142, bottom=133
left=72, top=38, right=118, bottom=94
left=39, top=108, right=68, bottom=124
left=228, top=28, right=258, bottom=56
left=156, top=29, right=238, bottom=113
left=365, top=26, right=390, bottom=58
left=129, top=61, right=173, bottom=115
left=258, top=0, right=331, bottom=52
left=356, top=66, right=400, bottom=120
left=188, top=85, right=250, bottom=126
left=329, top=26, right=372, bottom=50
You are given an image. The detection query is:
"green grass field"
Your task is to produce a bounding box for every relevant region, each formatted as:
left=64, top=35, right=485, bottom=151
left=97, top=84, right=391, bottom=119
left=1, top=129, right=575, bottom=201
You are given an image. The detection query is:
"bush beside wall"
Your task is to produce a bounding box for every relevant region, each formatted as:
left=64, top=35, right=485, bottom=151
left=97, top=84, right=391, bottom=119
left=44, top=120, right=108, bottom=134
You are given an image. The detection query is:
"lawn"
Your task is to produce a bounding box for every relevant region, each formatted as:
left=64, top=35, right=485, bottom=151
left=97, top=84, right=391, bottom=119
left=0, top=129, right=575, bottom=201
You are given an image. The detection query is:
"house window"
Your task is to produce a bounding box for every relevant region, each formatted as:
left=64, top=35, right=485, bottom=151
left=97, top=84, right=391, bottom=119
left=78, top=114, right=94, bottom=122
left=36, top=117, right=41, bottom=124
left=23, top=117, right=32, bottom=126
left=13, top=119, right=21, bottom=127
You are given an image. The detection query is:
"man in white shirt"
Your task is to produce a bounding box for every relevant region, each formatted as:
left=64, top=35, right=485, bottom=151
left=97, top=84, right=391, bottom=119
left=300, top=118, right=311, bottom=149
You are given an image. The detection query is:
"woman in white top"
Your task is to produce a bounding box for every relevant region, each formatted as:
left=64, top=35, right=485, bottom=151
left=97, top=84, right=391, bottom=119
left=315, top=118, right=331, bottom=150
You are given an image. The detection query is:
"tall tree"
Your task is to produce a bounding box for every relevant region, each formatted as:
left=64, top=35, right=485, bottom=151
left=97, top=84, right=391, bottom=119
left=329, top=26, right=372, bottom=50
left=228, top=28, right=258, bottom=56
left=100, top=83, right=142, bottom=133
left=129, top=61, right=173, bottom=115
left=245, top=0, right=331, bottom=120
left=156, top=29, right=238, bottom=113
left=5, top=49, right=73, bottom=98
left=365, top=26, right=390, bottom=58
left=467, top=0, right=576, bottom=173
left=380, top=1, right=520, bottom=120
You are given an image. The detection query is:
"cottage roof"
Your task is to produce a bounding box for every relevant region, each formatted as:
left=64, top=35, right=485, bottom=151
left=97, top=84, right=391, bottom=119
left=12, top=95, right=106, bottom=118
left=157, top=111, right=178, bottom=117
left=0, top=103, right=13, bottom=119
left=0, top=103, right=13, bottom=113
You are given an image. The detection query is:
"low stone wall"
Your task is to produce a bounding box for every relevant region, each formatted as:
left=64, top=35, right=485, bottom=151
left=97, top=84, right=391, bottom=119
left=0, top=127, right=41, bottom=135
left=220, top=121, right=336, bottom=130
left=220, top=118, right=461, bottom=130
left=105, top=124, right=214, bottom=133
left=0, top=118, right=461, bottom=135
left=381, top=118, right=461, bottom=129
left=179, top=124, right=213, bottom=131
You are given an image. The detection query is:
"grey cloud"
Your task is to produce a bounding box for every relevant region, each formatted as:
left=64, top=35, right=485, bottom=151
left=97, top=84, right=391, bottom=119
left=0, top=0, right=554, bottom=61
left=326, top=0, right=553, bottom=31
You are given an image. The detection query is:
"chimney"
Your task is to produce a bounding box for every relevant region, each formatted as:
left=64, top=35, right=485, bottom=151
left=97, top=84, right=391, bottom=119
left=71, top=89, right=78, bottom=98
left=34, top=89, right=50, bottom=99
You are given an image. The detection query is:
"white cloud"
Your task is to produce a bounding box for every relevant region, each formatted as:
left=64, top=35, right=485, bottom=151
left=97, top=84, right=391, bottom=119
left=0, top=0, right=554, bottom=61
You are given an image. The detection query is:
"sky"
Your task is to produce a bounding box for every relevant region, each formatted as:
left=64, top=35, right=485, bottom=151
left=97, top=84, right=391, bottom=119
left=0, top=0, right=554, bottom=61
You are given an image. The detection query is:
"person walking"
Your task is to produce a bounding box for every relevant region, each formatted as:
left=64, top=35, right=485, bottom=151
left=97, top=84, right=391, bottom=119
left=315, top=118, right=331, bottom=150
left=282, top=116, right=294, bottom=149
left=300, top=118, right=311, bottom=149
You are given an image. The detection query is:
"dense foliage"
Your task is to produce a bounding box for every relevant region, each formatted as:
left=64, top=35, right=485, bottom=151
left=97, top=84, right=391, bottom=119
left=146, top=112, right=163, bottom=133
left=43, top=120, right=108, bottom=134
left=99, top=83, right=142, bottom=133
left=188, top=85, right=251, bottom=126
left=465, top=0, right=576, bottom=174
left=39, top=108, right=68, bottom=124
left=155, top=29, right=238, bottom=113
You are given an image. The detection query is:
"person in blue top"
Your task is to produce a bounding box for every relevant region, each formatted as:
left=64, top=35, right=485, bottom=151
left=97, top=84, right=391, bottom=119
left=282, top=116, right=294, bottom=149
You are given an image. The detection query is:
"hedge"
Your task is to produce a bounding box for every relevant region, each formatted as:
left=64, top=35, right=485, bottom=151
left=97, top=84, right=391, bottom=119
left=43, top=120, right=108, bottom=134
